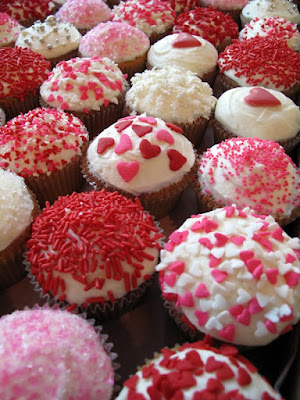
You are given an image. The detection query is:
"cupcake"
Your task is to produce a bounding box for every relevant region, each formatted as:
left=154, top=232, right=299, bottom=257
left=0, top=107, right=5, bottom=125
left=194, top=137, right=300, bottom=226
left=200, top=0, right=248, bottom=24
left=0, top=12, right=23, bottom=47
left=164, top=0, right=200, bottom=14
left=0, top=47, right=51, bottom=121
left=147, top=32, right=218, bottom=85
left=81, top=115, right=197, bottom=219
left=156, top=204, right=300, bottom=346
left=78, top=21, right=150, bottom=80
left=0, top=307, right=115, bottom=399
left=117, top=340, right=284, bottom=399
left=239, top=16, right=300, bottom=52
left=55, top=0, right=111, bottom=35
left=40, top=56, right=128, bottom=139
left=15, top=15, right=82, bottom=67
left=241, top=0, right=300, bottom=27
left=217, top=36, right=300, bottom=98
left=172, top=6, right=239, bottom=52
left=0, top=168, right=39, bottom=289
left=0, top=107, right=89, bottom=206
left=212, top=87, right=300, bottom=153
left=124, top=66, right=217, bottom=147
left=1, top=0, right=56, bottom=27
left=25, top=190, right=164, bottom=319
left=110, top=0, right=176, bottom=44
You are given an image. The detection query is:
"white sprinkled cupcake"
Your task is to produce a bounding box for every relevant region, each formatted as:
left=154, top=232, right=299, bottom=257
left=0, top=12, right=23, bottom=47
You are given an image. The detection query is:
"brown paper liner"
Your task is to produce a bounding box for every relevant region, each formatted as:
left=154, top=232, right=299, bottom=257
left=0, top=107, right=6, bottom=126
left=118, top=53, right=148, bottom=80
left=0, top=91, right=41, bottom=121
left=48, top=49, right=79, bottom=68
left=150, top=28, right=173, bottom=45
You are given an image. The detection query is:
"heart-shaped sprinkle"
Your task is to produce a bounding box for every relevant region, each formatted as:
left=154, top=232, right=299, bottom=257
left=214, top=232, right=229, bottom=247
left=206, top=379, right=224, bottom=393
left=211, top=269, right=228, bottom=283
left=286, top=254, right=296, bottom=263
left=114, top=134, right=133, bottom=154
left=265, top=320, right=277, bottom=334
left=169, top=261, right=185, bottom=275
left=237, top=367, right=252, bottom=386
left=132, top=123, right=153, bottom=137
left=117, top=161, right=139, bottom=182
left=266, top=268, right=279, bottom=284
left=237, top=309, right=251, bottom=326
left=216, top=364, right=235, bottom=381
left=195, top=283, right=210, bottom=298
left=138, top=116, right=157, bottom=125
left=166, top=122, right=183, bottom=133
left=167, top=149, right=187, bottom=171
left=218, top=324, right=235, bottom=342
left=248, top=298, right=263, bottom=314
left=230, top=236, right=245, bottom=246
left=284, top=270, right=300, bottom=287
left=195, top=310, right=209, bottom=326
left=240, top=250, right=255, bottom=262
left=115, top=119, right=133, bottom=132
left=172, top=33, right=202, bottom=48
left=244, top=87, right=281, bottom=107
left=205, top=357, right=224, bottom=372
left=224, top=206, right=235, bottom=217
left=271, top=227, right=284, bottom=242
left=178, top=291, right=194, bottom=307
left=97, top=137, right=115, bottom=154
left=229, top=304, right=243, bottom=317
left=156, top=129, right=175, bottom=144
left=164, top=272, right=177, bottom=287
left=139, top=139, right=161, bottom=159
left=169, top=230, right=189, bottom=245
left=209, top=254, right=222, bottom=268
left=198, top=237, right=213, bottom=250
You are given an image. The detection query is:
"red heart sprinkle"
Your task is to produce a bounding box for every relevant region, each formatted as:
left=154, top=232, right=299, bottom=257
left=116, top=161, right=139, bottom=182
left=156, top=129, right=175, bottom=144
left=139, top=139, right=161, bottom=159
left=248, top=298, right=263, bottom=315
left=284, top=270, right=300, bottom=287
left=229, top=304, right=243, bottom=317
left=237, top=367, right=252, bottom=386
left=205, top=357, right=224, bottom=372
left=114, top=134, right=133, bottom=154
left=216, top=364, right=235, bottom=381
left=172, top=33, right=202, bottom=48
left=167, top=149, right=187, bottom=171
left=206, top=378, right=224, bottom=393
left=132, top=123, right=153, bottom=137
left=218, top=324, right=235, bottom=342
left=138, top=116, right=157, bottom=125
left=166, top=122, right=183, bottom=133
left=244, top=87, right=281, bottom=107
left=237, top=309, right=251, bottom=326
left=115, top=119, right=133, bottom=132
left=97, top=137, right=115, bottom=154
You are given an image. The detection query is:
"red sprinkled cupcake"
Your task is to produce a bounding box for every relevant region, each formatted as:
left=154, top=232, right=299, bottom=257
left=0, top=47, right=51, bottom=121
left=25, top=189, right=164, bottom=320
left=0, top=108, right=89, bottom=206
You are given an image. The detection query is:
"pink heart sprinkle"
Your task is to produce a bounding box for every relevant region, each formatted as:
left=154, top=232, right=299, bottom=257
left=172, top=33, right=202, bottom=48
left=198, top=237, right=213, bottom=250
left=214, top=233, right=228, bottom=247
left=195, top=310, right=209, bottom=326
left=178, top=291, right=194, bottom=307
left=237, top=309, right=251, bottom=326
left=115, top=119, right=133, bottom=133
left=240, top=250, right=254, bottom=262
left=195, top=283, right=210, bottom=298
left=265, top=320, right=277, bottom=334
left=169, top=261, right=185, bottom=275
left=218, top=324, right=235, bottom=342
left=156, top=129, right=175, bottom=144
left=248, top=298, right=263, bottom=315
left=138, top=116, right=157, bottom=125
left=97, top=137, right=115, bottom=154
left=286, top=254, right=296, bottom=264
left=209, top=254, right=222, bottom=268
left=132, top=123, right=153, bottom=137
left=164, top=272, right=177, bottom=287
left=211, top=269, right=227, bottom=283
left=284, top=270, right=300, bottom=287
left=230, top=236, right=245, bottom=246
left=165, top=122, right=183, bottom=133
left=265, top=268, right=279, bottom=284
left=116, top=161, right=139, bottom=182
left=229, top=304, right=243, bottom=317
left=271, top=227, right=284, bottom=242
left=169, top=230, right=189, bottom=245
left=224, top=206, right=235, bottom=217
left=244, top=87, right=281, bottom=107
left=114, top=134, right=133, bottom=154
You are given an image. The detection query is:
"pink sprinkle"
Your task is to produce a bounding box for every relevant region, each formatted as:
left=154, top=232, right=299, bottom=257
left=253, top=233, right=273, bottom=252
left=240, top=250, right=254, bottom=262
left=286, top=254, right=296, bottom=264
left=209, top=254, right=222, bottom=268
left=229, top=304, right=243, bottom=317
left=266, top=268, right=279, bottom=284
left=284, top=270, right=300, bottom=287
left=195, top=310, right=209, bottom=326
left=248, top=298, right=263, bottom=314
left=169, top=230, right=189, bottom=245
left=169, top=261, right=185, bottom=275
left=164, top=272, right=177, bottom=287
left=265, top=320, right=277, bottom=334
left=230, top=236, right=245, bottom=245
left=165, top=241, right=175, bottom=252
left=214, top=232, right=229, bottom=247
left=195, top=282, right=210, bottom=298
left=198, top=237, right=213, bottom=250
left=211, top=269, right=228, bottom=283
left=178, top=291, right=194, bottom=307
left=237, top=309, right=251, bottom=326
left=218, top=324, right=235, bottom=342
left=271, top=227, right=284, bottom=242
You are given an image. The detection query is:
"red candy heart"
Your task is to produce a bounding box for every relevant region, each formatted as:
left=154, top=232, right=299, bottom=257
left=165, top=122, right=183, bottom=133
left=115, top=119, right=133, bottom=132
left=114, top=134, right=133, bottom=154
left=167, top=149, right=187, bottom=171
left=138, top=116, right=157, bottom=125
left=172, top=33, right=202, bottom=48
left=156, top=129, right=175, bottom=144
left=97, top=137, right=115, bottom=154
left=244, top=87, right=281, bottom=107
left=139, top=139, right=161, bottom=159
left=132, top=123, right=153, bottom=137
left=117, top=161, right=139, bottom=182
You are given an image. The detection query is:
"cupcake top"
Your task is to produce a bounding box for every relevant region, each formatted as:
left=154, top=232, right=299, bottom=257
left=55, top=0, right=111, bottom=31
left=218, top=36, right=300, bottom=92
left=79, top=21, right=150, bottom=63
left=40, top=56, right=128, bottom=112
left=173, top=7, right=239, bottom=50
left=1, top=0, right=56, bottom=26
left=86, top=115, right=196, bottom=196
left=156, top=205, right=300, bottom=346
left=0, top=307, right=114, bottom=399
left=0, top=47, right=51, bottom=99
left=200, top=0, right=248, bottom=9
left=117, top=341, right=283, bottom=399
left=15, top=15, right=82, bottom=60
left=198, top=137, right=300, bottom=220
left=0, top=169, right=35, bottom=252
left=215, top=87, right=300, bottom=141
left=111, top=0, right=176, bottom=38
left=0, top=108, right=89, bottom=178
left=26, top=190, right=163, bottom=308
left=0, top=12, right=22, bottom=47
left=241, top=0, right=300, bottom=25
left=147, top=33, right=218, bottom=77
left=125, top=66, right=217, bottom=124
left=165, top=0, right=200, bottom=14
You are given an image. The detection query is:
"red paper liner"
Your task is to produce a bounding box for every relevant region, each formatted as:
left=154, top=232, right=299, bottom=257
left=0, top=91, right=41, bottom=121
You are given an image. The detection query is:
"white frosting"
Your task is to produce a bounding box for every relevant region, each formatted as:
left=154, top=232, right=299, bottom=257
left=15, top=15, right=81, bottom=59
left=40, top=57, right=128, bottom=112
left=0, top=12, right=22, bottom=46
left=0, top=169, right=34, bottom=251
left=126, top=66, right=217, bottom=123
left=239, top=17, right=300, bottom=51
left=147, top=33, right=218, bottom=77
left=215, top=87, right=300, bottom=141
left=241, top=0, right=300, bottom=25
left=156, top=205, right=300, bottom=346
left=200, top=0, right=248, bottom=9
left=87, top=115, right=195, bottom=195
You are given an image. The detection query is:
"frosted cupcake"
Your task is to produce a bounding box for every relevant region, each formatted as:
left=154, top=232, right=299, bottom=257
left=0, top=12, right=23, bottom=47
left=25, top=190, right=163, bottom=319
left=166, top=0, right=200, bottom=14
left=0, top=307, right=115, bottom=399
left=200, top=0, right=249, bottom=24
left=147, top=32, right=218, bottom=85
left=124, top=66, right=217, bottom=147
left=194, top=137, right=300, bottom=226
left=79, top=21, right=150, bottom=79
left=213, top=87, right=300, bottom=153
left=156, top=204, right=300, bottom=346
left=40, top=56, right=128, bottom=139
left=82, top=115, right=197, bottom=219
left=1, top=0, right=55, bottom=27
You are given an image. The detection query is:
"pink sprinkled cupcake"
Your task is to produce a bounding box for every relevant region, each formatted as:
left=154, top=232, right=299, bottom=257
left=55, top=0, right=111, bottom=35
left=0, top=12, right=22, bottom=47
left=199, top=0, right=249, bottom=24
left=0, top=306, right=116, bottom=399
left=79, top=21, right=150, bottom=80
left=162, top=0, right=200, bottom=15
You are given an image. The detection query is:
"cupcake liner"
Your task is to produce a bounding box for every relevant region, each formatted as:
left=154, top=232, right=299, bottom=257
left=48, top=49, right=79, bottom=68
left=1, top=91, right=41, bottom=121
left=118, top=53, right=147, bottom=80
left=175, top=115, right=212, bottom=148
left=201, top=67, right=218, bottom=87
left=0, top=107, right=6, bottom=126
left=149, top=28, right=173, bottom=45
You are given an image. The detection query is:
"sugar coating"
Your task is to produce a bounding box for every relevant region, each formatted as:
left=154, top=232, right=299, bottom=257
left=0, top=308, right=114, bottom=399
left=56, top=0, right=111, bottom=30
left=156, top=205, right=300, bottom=346
left=200, top=0, right=248, bottom=9
left=40, top=57, right=128, bottom=112
left=1, top=0, right=55, bottom=24
left=0, top=12, right=22, bottom=46
left=79, top=21, right=150, bottom=63
left=117, top=341, right=283, bottom=399
left=125, top=66, right=217, bottom=124
left=0, top=169, right=34, bottom=252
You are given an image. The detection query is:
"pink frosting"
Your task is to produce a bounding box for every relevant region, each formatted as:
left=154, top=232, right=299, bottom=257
left=79, top=21, right=150, bottom=62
